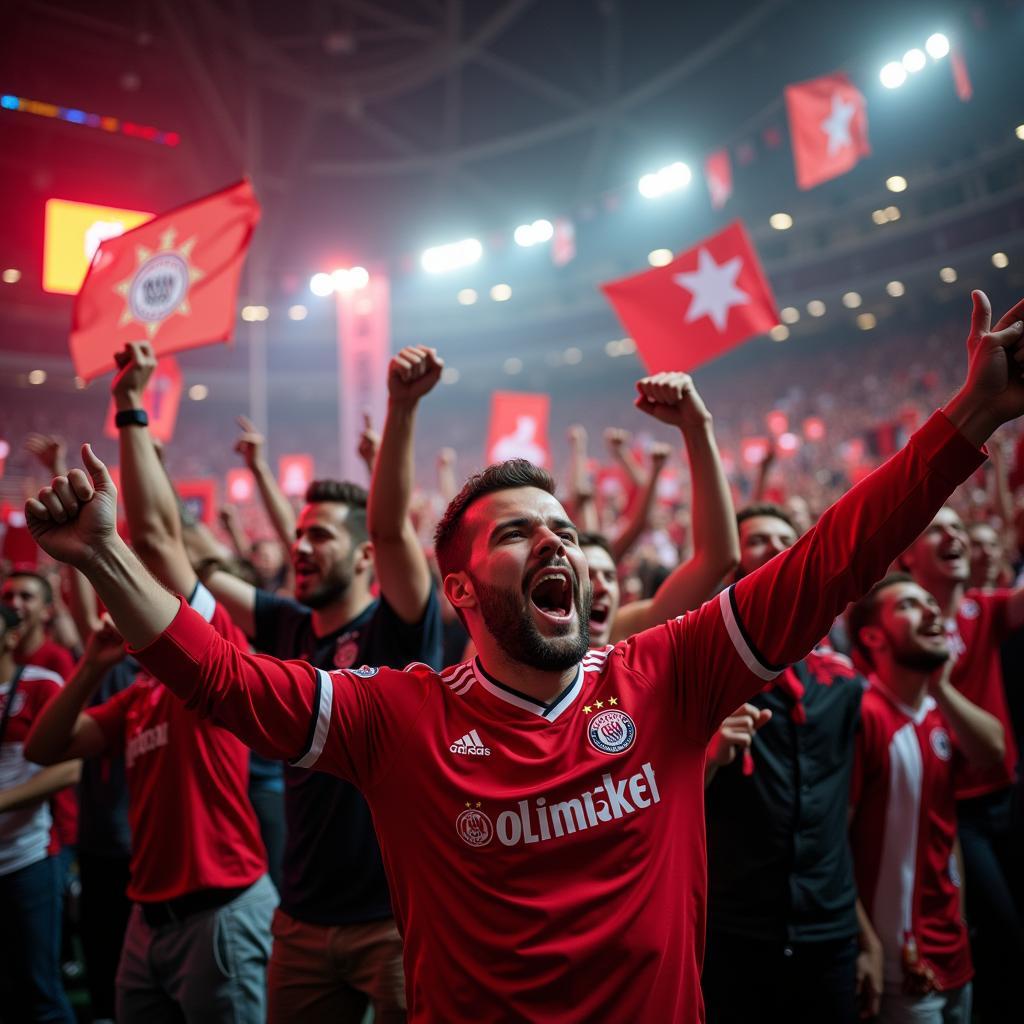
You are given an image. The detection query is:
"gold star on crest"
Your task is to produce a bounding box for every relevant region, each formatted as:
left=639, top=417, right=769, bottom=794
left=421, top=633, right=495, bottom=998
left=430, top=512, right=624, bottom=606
left=608, top=696, right=619, bottom=706
left=594, top=699, right=605, bottom=709
left=113, top=228, right=204, bottom=339
left=583, top=705, right=593, bottom=714
left=464, top=801, right=481, bottom=809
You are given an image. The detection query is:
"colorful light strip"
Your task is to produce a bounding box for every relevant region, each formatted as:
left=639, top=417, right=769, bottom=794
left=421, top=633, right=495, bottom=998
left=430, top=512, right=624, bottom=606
left=0, top=93, right=180, bottom=147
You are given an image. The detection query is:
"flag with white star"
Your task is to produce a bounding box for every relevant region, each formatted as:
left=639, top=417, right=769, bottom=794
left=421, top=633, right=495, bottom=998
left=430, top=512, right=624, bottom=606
left=784, top=72, right=869, bottom=190
left=599, top=221, right=780, bottom=374
left=70, top=179, right=261, bottom=380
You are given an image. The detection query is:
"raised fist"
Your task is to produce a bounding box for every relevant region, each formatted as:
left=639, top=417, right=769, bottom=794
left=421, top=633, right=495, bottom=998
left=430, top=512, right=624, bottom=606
left=24, top=434, right=67, bottom=476
left=634, top=372, right=711, bottom=430
left=388, top=346, right=443, bottom=403
left=234, top=415, right=266, bottom=470
left=111, top=342, right=157, bottom=404
left=358, top=413, right=380, bottom=467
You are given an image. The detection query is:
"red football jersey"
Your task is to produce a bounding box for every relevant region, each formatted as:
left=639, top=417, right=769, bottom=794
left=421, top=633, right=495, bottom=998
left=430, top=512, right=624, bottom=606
left=132, top=412, right=984, bottom=1021
left=850, top=681, right=972, bottom=993
left=0, top=665, right=65, bottom=876
left=86, top=585, right=266, bottom=901
left=944, top=590, right=1016, bottom=799
left=16, top=640, right=77, bottom=849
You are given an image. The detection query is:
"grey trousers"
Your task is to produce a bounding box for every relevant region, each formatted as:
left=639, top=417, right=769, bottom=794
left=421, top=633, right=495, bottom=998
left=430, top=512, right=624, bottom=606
left=116, top=875, right=278, bottom=1023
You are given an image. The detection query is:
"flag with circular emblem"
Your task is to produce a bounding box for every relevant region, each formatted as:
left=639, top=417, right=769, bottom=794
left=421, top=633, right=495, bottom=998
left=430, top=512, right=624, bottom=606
left=69, top=179, right=260, bottom=381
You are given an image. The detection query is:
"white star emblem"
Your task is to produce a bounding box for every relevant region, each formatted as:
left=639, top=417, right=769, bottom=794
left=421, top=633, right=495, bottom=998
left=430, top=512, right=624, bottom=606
left=820, top=92, right=856, bottom=156
left=674, top=248, right=749, bottom=332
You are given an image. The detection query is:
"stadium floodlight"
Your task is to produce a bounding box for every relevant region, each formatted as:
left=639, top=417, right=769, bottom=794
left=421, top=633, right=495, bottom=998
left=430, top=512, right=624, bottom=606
left=310, top=272, right=335, bottom=296
left=879, top=62, right=907, bottom=89
left=807, top=300, right=826, bottom=317
left=992, top=252, right=1009, bottom=269
left=1016, top=125, right=1024, bottom=141
left=421, top=238, right=482, bottom=273
left=925, top=33, right=950, bottom=59
left=780, top=306, right=800, bottom=324
left=886, top=280, right=906, bottom=298
left=857, top=313, right=877, bottom=331
left=886, top=175, right=908, bottom=193
left=647, top=249, right=673, bottom=267
left=769, top=213, right=793, bottom=230
left=457, top=288, right=477, bottom=306
left=514, top=219, right=555, bottom=247
left=902, top=49, right=926, bottom=73
left=490, top=283, right=512, bottom=302
left=638, top=161, right=692, bottom=199
left=769, top=325, right=789, bottom=342
left=939, top=267, right=957, bottom=283
left=842, top=291, right=862, bottom=309
left=1, top=268, right=20, bottom=284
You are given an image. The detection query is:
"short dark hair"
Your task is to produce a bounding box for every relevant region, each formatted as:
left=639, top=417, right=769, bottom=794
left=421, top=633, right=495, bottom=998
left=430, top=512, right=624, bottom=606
left=434, top=460, right=556, bottom=579
left=5, top=570, right=54, bottom=605
left=736, top=503, right=797, bottom=533
left=577, top=531, right=613, bottom=559
left=304, top=479, right=369, bottom=545
left=847, top=571, right=916, bottom=669
left=0, top=604, right=21, bottom=636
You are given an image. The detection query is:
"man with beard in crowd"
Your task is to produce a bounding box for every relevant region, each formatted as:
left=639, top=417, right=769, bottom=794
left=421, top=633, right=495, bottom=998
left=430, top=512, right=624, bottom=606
left=900, top=505, right=1024, bottom=1020
left=110, top=341, right=442, bottom=1023
left=23, top=292, right=1024, bottom=1020
left=848, top=573, right=1005, bottom=1023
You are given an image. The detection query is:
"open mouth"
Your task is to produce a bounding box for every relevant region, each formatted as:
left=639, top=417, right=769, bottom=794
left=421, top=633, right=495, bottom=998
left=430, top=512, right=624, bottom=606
left=294, top=563, right=319, bottom=583
left=589, top=604, right=610, bottom=628
left=528, top=567, right=574, bottom=621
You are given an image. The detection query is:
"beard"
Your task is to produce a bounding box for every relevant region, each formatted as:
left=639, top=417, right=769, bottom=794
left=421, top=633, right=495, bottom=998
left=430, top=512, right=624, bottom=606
left=470, top=571, right=592, bottom=672
left=299, top=555, right=355, bottom=609
left=891, top=641, right=950, bottom=673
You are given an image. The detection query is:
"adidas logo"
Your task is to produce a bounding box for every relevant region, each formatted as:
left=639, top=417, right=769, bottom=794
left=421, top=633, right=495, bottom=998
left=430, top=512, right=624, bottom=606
left=449, top=729, right=491, bottom=757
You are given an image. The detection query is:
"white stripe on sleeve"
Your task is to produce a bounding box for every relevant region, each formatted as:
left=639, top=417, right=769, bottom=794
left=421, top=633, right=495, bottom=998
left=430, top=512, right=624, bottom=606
left=717, top=587, right=780, bottom=682
left=292, top=668, right=335, bottom=768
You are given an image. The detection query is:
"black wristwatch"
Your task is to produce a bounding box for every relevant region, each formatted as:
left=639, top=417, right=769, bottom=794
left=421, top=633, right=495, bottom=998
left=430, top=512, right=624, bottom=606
left=114, top=408, right=149, bottom=428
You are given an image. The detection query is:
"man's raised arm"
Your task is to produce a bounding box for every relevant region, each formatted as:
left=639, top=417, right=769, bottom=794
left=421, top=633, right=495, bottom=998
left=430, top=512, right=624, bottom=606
left=369, top=345, right=442, bottom=623
left=25, top=445, right=321, bottom=764
left=723, top=291, right=1024, bottom=683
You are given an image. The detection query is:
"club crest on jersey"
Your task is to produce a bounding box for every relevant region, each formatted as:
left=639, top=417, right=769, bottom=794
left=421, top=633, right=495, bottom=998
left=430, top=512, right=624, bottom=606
left=333, top=634, right=359, bottom=669
left=959, top=599, right=980, bottom=620
left=588, top=709, right=636, bottom=755
left=456, top=805, right=494, bottom=847
left=930, top=727, right=952, bottom=762
left=349, top=665, right=379, bottom=678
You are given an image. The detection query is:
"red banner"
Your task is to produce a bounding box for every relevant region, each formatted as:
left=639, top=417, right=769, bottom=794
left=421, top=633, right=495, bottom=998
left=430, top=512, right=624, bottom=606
left=336, top=273, right=390, bottom=482
left=176, top=479, right=217, bottom=526
left=279, top=454, right=314, bottom=498
left=1, top=505, right=38, bottom=567
left=70, top=179, right=261, bottom=381
left=486, top=392, right=551, bottom=468
left=784, top=72, right=869, bottom=190
left=103, top=355, right=182, bottom=443
left=601, top=221, right=779, bottom=375
left=705, top=149, right=733, bottom=210
left=226, top=468, right=255, bottom=504
left=0, top=440, right=8, bottom=480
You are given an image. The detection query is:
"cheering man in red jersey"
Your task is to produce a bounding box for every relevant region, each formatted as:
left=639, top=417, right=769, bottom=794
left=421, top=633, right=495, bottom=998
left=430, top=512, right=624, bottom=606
left=22, top=291, right=1024, bottom=1022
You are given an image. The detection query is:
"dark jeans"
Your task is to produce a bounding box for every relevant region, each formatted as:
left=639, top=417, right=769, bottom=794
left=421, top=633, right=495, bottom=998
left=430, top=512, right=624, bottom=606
left=0, top=856, right=76, bottom=1023
left=957, top=787, right=1024, bottom=1024
left=703, top=931, right=858, bottom=1024
left=248, top=784, right=285, bottom=892
left=79, top=850, right=132, bottom=1020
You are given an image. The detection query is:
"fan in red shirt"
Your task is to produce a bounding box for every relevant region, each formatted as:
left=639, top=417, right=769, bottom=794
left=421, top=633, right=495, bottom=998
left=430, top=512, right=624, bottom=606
left=899, top=506, right=1024, bottom=1019
left=21, top=290, right=1024, bottom=1021
left=847, top=573, right=1005, bottom=1023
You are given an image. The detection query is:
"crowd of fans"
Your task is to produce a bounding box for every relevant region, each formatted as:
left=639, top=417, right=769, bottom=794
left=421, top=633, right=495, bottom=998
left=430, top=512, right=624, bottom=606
left=1, top=290, right=1023, bottom=1024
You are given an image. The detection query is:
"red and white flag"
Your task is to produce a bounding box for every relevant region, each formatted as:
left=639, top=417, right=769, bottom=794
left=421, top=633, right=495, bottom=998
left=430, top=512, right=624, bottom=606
left=705, top=149, right=733, bottom=210
left=950, top=48, right=972, bottom=102
left=600, top=221, right=780, bottom=374
left=70, top=179, right=261, bottom=381
left=102, top=355, right=183, bottom=443
left=784, top=72, right=869, bottom=190
left=486, top=392, right=551, bottom=468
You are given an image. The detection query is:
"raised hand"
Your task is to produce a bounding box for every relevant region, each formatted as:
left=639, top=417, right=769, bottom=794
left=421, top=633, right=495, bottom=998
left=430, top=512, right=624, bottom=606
left=111, top=341, right=157, bottom=404
left=649, top=441, right=672, bottom=471
left=959, top=291, right=1024, bottom=429
left=358, top=412, right=381, bottom=469
left=388, top=345, right=444, bottom=404
left=634, top=372, right=712, bottom=430
left=24, top=434, right=67, bottom=476
left=82, top=614, right=127, bottom=672
left=604, top=427, right=631, bottom=454
left=25, top=444, right=118, bottom=570
left=234, top=415, right=266, bottom=470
